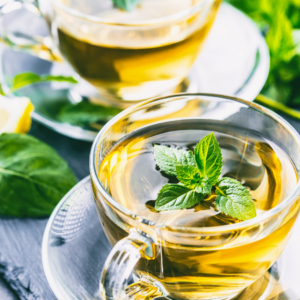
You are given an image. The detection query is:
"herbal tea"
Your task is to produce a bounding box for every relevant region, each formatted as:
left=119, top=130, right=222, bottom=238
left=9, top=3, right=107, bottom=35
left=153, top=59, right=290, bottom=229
left=96, top=120, right=298, bottom=299
left=54, top=0, right=221, bottom=100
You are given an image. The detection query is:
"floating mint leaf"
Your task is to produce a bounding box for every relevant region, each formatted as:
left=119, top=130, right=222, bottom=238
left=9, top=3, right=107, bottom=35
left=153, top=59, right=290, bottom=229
left=215, top=177, right=256, bottom=221
left=154, top=145, right=197, bottom=176
left=155, top=184, right=203, bottom=211
left=111, top=0, right=142, bottom=11
left=194, top=132, right=222, bottom=185
left=195, top=177, right=212, bottom=195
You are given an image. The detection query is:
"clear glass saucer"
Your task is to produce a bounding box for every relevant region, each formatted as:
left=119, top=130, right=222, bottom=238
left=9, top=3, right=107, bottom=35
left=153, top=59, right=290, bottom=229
left=0, top=3, right=269, bottom=142
left=42, top=176, right=300, bottom=300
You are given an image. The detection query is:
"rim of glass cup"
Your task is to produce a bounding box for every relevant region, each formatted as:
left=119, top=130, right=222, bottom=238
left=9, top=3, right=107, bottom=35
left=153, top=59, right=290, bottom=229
left=90, top=93, right=300, bottom=233
left=51, top=0, right=213, bottom=25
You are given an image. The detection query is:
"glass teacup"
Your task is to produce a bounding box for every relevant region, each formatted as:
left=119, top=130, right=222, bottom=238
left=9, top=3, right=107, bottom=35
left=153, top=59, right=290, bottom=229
left=0, top=0, right=221, bottom=105
left=90, top=93, right=300, bottom=300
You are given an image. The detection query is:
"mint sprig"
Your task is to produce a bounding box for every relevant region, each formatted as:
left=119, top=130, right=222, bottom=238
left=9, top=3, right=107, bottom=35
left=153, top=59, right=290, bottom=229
left=153, top=133, right=257, bottom=221
left=111, top=0, right=142, bottom=11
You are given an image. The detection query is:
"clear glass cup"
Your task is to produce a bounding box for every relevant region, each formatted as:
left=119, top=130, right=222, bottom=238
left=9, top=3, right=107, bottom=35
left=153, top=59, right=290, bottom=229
left=90, top=93, right=300, bottom=300
left=0, top=0, right=221, bottom=105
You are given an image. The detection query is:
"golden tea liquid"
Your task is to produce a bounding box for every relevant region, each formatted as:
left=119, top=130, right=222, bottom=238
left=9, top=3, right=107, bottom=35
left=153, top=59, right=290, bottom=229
left=96, top=120, right=299, bottom=299
left=51, top=0, right=221, bottom=101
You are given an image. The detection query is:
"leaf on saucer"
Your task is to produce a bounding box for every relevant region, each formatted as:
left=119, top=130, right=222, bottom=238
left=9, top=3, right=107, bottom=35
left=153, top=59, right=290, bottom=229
left=59, top=101, right=122, bottom=126
left=11, top=72, right=78, bottom=92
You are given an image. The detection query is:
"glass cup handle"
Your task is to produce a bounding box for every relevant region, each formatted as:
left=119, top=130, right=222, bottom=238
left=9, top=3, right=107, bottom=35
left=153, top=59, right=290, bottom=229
left=0, top=0, right=62, bottom=61
left=100, top=230, right=171, bottom=300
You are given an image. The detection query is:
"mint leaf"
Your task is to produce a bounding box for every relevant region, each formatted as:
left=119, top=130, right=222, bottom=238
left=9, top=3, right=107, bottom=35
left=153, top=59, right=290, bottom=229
left=155, top=184, right=203, bottom=211
left=175, top=165, right=199, bottom=188
left=175, top=165, right=212, bottom=194
left=111, top=0, right=142, bottom=11
left=11, top=72, right=77, bottom=92
left=59, top=101, right=122, bottom=126
left=42, top=75, right=78, bottom=84
left=194, top=133, right=222, bottom=185
left=0, top=133, right=77, bottom=217
left=215, top=177, right=256, bottom=221
left=154, top=145, right=196, bottom=176
left=195, top=177, right=212, bottom=194
left=12, top=73, right=40, bottom=90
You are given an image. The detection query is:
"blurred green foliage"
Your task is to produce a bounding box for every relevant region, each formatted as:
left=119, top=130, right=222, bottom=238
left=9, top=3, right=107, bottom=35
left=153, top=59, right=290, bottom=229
left=226, top=0, right=300, bottom=106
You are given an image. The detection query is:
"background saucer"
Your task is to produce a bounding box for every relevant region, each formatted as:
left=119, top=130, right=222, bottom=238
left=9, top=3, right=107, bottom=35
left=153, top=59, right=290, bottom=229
left=0, top=3, right=269, bottom=141
left=42, top=176, right=300, bottom=300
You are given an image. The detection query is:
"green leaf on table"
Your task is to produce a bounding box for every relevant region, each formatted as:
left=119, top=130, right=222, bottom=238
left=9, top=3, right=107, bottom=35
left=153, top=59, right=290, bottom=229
left=154, top=145, right=197, bottom=176
left=11, top=72, right=78, bottom=92
left=0, top=133, right=77, bottom=217
left=194, top=133, right=222, bottom=185
left=111, top=0, right=142, bottom=11
left=155, top=184, right=203, bottom=211
left=215, top=177, right=256, bottom=221
left=59, top=101, right=122, bottom=126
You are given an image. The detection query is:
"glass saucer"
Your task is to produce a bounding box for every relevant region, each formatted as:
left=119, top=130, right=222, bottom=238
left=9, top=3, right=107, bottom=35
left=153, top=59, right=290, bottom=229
left=0, top=3, right=269, bottom=142
left=42, top=176, right=300, bottom=300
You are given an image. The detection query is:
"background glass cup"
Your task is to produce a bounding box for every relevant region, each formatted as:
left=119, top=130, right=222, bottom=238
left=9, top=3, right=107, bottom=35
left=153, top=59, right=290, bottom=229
left=90, top=93, right=300, bottom=300
left=0, top=0, right=221, bottom=106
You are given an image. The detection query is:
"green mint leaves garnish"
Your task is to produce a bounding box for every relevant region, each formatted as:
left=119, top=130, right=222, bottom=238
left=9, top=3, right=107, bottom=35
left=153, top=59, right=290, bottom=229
left=153, top=133, right=257, bottom=221
left=111, top=0, right=142, bottom=11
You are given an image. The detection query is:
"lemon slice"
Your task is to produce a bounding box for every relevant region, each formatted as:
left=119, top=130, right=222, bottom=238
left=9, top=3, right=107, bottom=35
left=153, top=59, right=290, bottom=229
left=0, top=96, right=34, bottom=134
